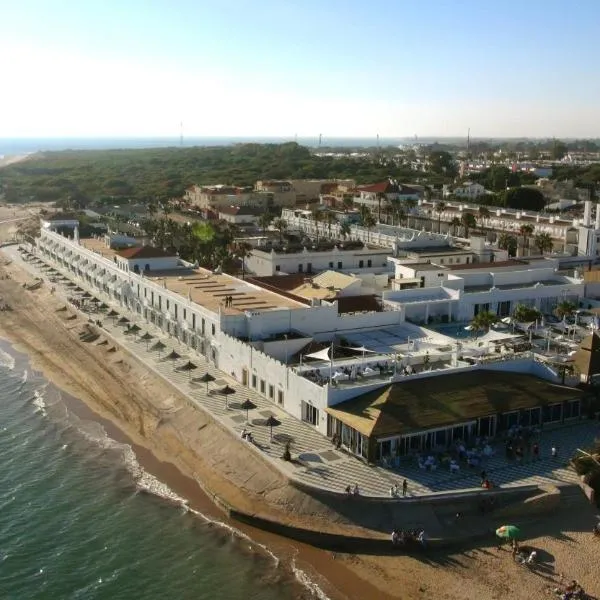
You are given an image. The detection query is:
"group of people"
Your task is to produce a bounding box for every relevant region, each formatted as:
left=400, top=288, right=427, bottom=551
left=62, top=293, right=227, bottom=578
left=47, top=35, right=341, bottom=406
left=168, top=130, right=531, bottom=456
left=391, top=528, right=427, bottom=549
left=389, top=480, right=408, bottom=498
left=345, top=483, right=360, bottom=496
left=222, top=295, right=235, bottom=308
left=240, top=428, right=254, bottom=443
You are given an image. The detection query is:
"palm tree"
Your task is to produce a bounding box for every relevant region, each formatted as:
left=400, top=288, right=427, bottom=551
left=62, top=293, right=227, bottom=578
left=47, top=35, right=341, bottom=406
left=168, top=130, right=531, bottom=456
left=460, top=212, right=477, bottom=238
left=519, top=224, right=534, bottom=253
left=258, top=212, right=273, bottom=236
left=478, top=206, right=491, bottom=234
left=513, top=304, right=541, bottom=323
left=497, top=232, right=517, bottom=257
left=534, top=232, right=553, bottom=255
left=311, top=209, right=324, bottom=242
left=555, top=300, right=576, bottom=322
left=272, top=217, right=287, bottom=242
left=471, top=310, right=498, bottom=334
left=342, top=196, right=354, bottom=212
left=362, top=212, right=377, bottom=242
left=450, top=217, right=461, bottom=236
left=232, top=241, right=252, bottom=279
left=404, top=198, right=417, bottom=228
left=434, top=201, right=446, bottom=233
left=325, top=211, right=338, bottom=237
left=339, top=221, right=351, bottom=240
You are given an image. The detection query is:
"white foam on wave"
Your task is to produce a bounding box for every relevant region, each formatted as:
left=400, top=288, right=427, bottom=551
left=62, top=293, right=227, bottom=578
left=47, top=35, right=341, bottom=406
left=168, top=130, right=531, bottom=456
left=32, top=389, right=47, bottom=416
left=291, top=555, right=332, bottom=600
left=187, top=507, right=280, bottom=567
left=0, top=348, right=15, bottom=370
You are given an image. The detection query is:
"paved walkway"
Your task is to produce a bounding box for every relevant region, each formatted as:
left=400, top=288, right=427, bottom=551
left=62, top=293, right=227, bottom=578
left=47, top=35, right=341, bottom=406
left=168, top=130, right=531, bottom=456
left=9, top=245, right=600, bottom=498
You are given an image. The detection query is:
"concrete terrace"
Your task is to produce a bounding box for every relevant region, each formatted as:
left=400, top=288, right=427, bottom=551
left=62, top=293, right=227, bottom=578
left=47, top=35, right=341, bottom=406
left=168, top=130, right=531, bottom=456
left=10, top=245, right=600, bottom=499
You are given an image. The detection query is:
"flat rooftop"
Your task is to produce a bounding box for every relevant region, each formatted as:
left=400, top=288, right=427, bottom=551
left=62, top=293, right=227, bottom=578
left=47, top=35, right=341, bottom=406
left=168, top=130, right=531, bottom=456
left=146, top=268, right=306, bottom=314
left=80, top=238, right=305, bottom=314
left=403, top=262, right=447, bottom=271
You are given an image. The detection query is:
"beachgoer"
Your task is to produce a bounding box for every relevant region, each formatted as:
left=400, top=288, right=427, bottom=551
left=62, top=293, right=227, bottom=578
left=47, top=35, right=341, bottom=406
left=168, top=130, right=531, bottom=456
left=402, top=479, right=407, bottom=497
left=353, top=483, right=360, bottom=496
left=417, top=530, right=427, bottom=549
left=393, top=483, right=400, bottom=497
left=389, top=486, right=396, bottom=498
left=241, top=428, right=248, bottom=439
left=391, top=529, right=399, bottom=546
left=552, top=446, right=558, bottom=458
left=345, top=485, right=352, bottom=496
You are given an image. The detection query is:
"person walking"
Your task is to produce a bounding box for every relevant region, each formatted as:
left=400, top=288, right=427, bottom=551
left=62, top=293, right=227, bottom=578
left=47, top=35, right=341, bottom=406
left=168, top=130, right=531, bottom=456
left=402, top=479, right=408, bottom=497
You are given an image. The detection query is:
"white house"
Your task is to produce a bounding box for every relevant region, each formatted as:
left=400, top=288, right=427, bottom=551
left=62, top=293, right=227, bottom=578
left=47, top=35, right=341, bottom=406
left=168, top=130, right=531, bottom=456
left=444, top=182, right=488, bottom=200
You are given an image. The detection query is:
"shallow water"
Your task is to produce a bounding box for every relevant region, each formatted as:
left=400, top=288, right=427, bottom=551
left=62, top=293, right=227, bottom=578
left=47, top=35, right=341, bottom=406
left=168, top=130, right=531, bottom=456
left=0, top=341, right=320, bottom=600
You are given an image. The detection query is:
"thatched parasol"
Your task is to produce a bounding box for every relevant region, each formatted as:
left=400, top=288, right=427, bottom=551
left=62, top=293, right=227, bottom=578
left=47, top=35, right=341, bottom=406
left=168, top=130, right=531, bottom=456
left=193, top=372, right=215, bottom=392
left=116, top=316, right=130, bottom=326
left=240, top=399, right=257, bottom=423
left=176, top=360, right=198, bottom=378
left=164, top=349, right=181, bottom=362
left=139, top=331, right=154, bottom=349
left=264, top=415, right=281, bottom=441
left=150, top=340, right=166, bottom=356
left=216, top=384, right=236, bottom=409
left=126, top=324, right=141, bottom=337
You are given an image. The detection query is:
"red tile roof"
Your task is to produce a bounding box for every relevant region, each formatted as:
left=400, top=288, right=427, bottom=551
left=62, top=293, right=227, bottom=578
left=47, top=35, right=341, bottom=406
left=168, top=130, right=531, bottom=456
left=117, top=246, right=176, bottom=259
left=357, top=182, right=393, bottom=194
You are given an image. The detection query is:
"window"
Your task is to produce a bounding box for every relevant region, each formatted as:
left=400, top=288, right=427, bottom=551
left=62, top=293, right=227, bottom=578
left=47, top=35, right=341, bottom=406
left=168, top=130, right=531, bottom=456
left=144, top=288, right=147, bottom=298
left=251, top=374, right=257, bottom=388
left=202, top=318, right=205, bottom=334
left=166, top=300, right=170, bottom=310
left=439, top=258, right=444, bottom=264
left=183, top=308, right=186, bottom=320
left=174, top=304, right=178, bottom=319
left=277, top=390, right=284, bottom=405
left=359, top=260, right=364, bottom=268
left=145, top=264, right=150, bottom=272
left=367, top=259, right=372, bottom=267
left=260, top=379, right=266, bottom=394
left=337, top=261, right=342, bottom=269
left=158, top=296, right=162, bottom=309
left=298, top=264, right=303, bottom=273
left=329, top=262, right=334, bottom=268
left=268, top=385, right=274, bottom=399
left=275, top=265, right=281, bottom=271
left=211, top=324, right=216, bottom=335
left=307, top=263, right=312, bottom=273
left=301, top=401, right=319, bottom=426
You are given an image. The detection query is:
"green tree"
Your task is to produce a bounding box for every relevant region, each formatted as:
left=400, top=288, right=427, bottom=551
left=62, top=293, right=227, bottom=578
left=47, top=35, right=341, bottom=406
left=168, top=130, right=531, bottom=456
left=450, top=216, right=461, bottom=236
left=504, top=187, right=545, bottom=211
left=471, top=310, right=498, bottom=334
left=552, top=140, right=568, bottom=160
left=519, top=224, right=534, bottom=250
left=404, top=198, right=417, bottom=228
left=259, top=212, right=273, bottom=235
left=311, top=208, right=324, bottom=242
left=339, top=221, right=351, bottom=239
left=460, top=212, right=476, bottom=237
left=342, top=196, right=354, bottom=212
left=272, top=217, right=287, bottom=242
left=434, top=201, right=446, bottom=233
left=534, top=232, right=553, bottom=254
left=555, top=300, right=576, bottom=321
left=497, top=232, right=517, bottom=257
left=512, top=304, right=541, bottom=323
left=325, top=211, right=338, bottom=236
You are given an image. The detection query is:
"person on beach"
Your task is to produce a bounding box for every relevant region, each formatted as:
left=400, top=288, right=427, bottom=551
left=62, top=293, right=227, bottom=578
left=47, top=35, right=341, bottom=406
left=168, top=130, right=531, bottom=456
left=353, top=483, right=360, bottom=496
left=552, top=445, right=558, bottom=458
left=402, top=479, right=407, bottom=497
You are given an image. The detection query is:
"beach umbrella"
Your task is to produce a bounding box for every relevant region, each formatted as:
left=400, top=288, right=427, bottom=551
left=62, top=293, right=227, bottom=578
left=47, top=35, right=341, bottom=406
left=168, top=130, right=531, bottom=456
left=164, top=349, right=181, bottom=362
left=139, top=331, right=154, bottom=350
left=240, top=399, right=256, bottom=423
left=117, top=316, right=130, bottom=326
left=82, top=292, right=92, bottom=298
left=216, top=384, right=236, bottom=409
left=177, top=360, right=198, bottom=378
left=150, top=340, right=166, bottom=356
left=264, top=415, right=281, bottom=441
left=99, top=303, right=109, bottom=310
left=66, top=281, right=77, bottom=287
left=194, top=372, right=215, bottom=392
left=495, top=525, right=521, bottom=540
left=90, top=297, right=101, bottom=304
left=127, top=323, right=141, bottom=337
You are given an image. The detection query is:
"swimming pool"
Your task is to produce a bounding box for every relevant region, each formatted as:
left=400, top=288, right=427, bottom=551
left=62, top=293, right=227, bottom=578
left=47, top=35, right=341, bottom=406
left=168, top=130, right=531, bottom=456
left=425, top=322, right=477, bottom=340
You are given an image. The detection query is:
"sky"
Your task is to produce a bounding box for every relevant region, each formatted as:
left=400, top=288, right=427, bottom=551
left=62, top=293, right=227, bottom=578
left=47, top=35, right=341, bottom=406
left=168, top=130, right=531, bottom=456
left=1, top=0, right=599, bottom=139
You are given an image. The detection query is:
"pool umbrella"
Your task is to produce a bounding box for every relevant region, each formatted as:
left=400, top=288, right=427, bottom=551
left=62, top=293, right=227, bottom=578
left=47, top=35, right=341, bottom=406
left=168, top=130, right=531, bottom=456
left=216, top=384, right=236, bottom=409
left=177, top=360, right=198, bottom=378
left=194, top=372, right=215, bottom=392
left=240, top=399, right=256, bottom=423
left=150, top=340, right=166, bottom=356
left=164, top=349, right=181, bottom=362
left=140, top=331, right=154, bottom=350
left=496, top=525, right=521, bottom=540
left=264, top=415, right=281, bottom=441
left=127, top=323, right=141, bottom=337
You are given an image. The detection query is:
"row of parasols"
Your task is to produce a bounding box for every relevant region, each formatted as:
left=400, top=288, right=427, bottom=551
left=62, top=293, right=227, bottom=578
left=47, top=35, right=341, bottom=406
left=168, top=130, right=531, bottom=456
left=24, top=255, right=284, bottom=441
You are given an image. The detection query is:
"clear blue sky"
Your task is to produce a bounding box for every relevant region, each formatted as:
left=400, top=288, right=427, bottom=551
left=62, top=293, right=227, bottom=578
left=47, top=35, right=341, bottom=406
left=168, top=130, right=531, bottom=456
left=2, top=0, right=599, bottom=138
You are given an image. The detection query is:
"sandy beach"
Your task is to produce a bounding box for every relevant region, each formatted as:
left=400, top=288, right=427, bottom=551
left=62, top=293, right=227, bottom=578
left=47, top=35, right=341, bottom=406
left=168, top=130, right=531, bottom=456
left=0, top=253, right=598, bottom=600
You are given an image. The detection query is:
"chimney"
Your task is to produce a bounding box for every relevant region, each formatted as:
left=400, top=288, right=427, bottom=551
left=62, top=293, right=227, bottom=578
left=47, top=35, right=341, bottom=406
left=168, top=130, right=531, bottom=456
left=595, top=204, right=600, bottom=230
left=584, top=200, right=592, bottom=227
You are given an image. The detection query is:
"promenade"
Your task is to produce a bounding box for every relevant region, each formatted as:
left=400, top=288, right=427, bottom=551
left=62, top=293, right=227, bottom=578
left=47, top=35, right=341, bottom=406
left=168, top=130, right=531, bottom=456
left=8, top=244, right=599, bottom=499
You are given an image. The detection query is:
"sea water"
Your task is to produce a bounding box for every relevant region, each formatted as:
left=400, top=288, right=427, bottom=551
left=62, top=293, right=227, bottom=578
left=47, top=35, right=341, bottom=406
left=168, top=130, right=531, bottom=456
left=0, top=341, right=322, bottom=600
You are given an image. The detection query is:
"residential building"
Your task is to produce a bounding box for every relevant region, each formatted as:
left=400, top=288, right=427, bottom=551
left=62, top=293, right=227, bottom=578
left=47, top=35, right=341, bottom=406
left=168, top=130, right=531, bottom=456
left=217, top=206, right=262, bottom=225
left=353, top=180, right=420, bottom=211
left=183, top=185, right=254, bottom=210
left=444, top=182, right=488, bottom=200
left=245, top=241, right=392, bottom=276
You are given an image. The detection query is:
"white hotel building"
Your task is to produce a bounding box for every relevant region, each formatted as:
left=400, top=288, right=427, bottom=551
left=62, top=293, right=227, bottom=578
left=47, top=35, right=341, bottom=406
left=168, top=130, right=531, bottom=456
left=34, top=217, right=589, bottom=463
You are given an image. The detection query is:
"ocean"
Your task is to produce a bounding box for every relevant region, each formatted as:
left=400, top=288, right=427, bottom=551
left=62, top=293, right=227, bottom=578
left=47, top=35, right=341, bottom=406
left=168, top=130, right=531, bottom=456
left=0, top=341, right=323, bottom=600
left=0, top=136, right=461, bottom=157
